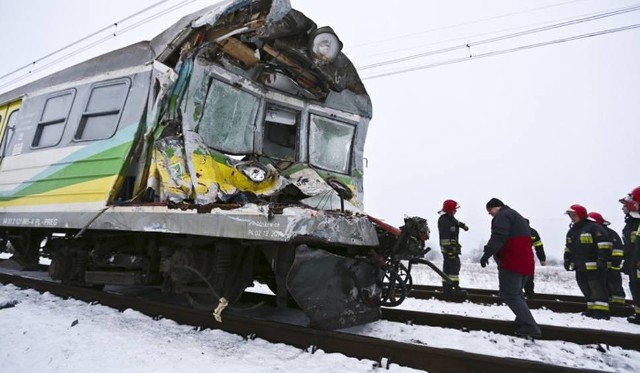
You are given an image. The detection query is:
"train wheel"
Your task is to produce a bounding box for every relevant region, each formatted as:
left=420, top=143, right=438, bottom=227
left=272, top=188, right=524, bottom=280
left=379, top=268, right=407, bottom=307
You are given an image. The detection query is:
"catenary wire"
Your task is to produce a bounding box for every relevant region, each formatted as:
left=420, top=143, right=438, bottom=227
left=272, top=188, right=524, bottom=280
left=0, top=0, right=199, bottom=91
left=0, top=0, right=180, bottom=81
left=349, top=0, right=589, bottom=49
left=353, top=2, right=640, bottom=61
left=358, top=3, right=640, bottom=70
left=361, top=23, right=640, bottom=80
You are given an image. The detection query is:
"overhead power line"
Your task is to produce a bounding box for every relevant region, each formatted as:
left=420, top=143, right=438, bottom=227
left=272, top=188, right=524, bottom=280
left=349, top=0, right=588, bottom=49
left=0, top=0, right=177, bottom=82
left=0, top=0, right=199, bottom=91
left=361, top=23, right=640, bottom=80
left=358, top=3, right=640, bottom=71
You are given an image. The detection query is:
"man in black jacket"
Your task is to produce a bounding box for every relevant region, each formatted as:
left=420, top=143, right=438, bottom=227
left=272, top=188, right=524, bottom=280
left=564, top=204, right=611, bottom=319
left=481, top=198, right=541, bottom=338
left=437, top=199, right=468, bottom=295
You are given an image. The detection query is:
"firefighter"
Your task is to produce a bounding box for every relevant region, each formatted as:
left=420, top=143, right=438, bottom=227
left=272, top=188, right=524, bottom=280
left=620, top=187, right=640, bottom=324
left=587, top=212, right=625, bottom=305
left=564, top=204, right=611, bottom=319
left=437, top=199, right=468, bottom=296
left=523, top=219, right=546, bottom=298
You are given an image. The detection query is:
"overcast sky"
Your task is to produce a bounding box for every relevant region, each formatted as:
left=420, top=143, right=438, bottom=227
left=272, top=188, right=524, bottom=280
left=0, top=0, right=638, bottom=260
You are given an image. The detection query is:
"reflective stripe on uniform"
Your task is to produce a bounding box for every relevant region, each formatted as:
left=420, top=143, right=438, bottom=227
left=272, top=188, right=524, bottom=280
left=611, top=249, right=624, bottom=257
left=597, top=241, right=611, bottom=250
left=587, top=301, right=610, bottom=311
left=585, top=262, right=598, bottom=270
left=609, top=296, right=626, bottom=304
left=580, top=233, right=593, bottom=244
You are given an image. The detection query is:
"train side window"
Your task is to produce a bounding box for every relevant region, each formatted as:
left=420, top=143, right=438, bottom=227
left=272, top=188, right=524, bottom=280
left=1, top=110, right=18, bottom=157
left=263, top=104, right=299, bottom=161
left=32, top=91, right=75, bottom=148
left=75, top=80, right=130, bottom=141
left=308, top=114, right=355, bottom=174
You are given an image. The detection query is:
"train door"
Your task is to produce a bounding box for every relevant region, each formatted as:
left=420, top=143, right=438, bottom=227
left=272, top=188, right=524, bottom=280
left=0, top=99, right=21, bottom=163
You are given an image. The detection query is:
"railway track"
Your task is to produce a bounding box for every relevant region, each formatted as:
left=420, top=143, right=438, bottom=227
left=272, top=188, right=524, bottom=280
left=408, top=284, right=635, bottom=317
left=0, top=270, right=610, bottom=373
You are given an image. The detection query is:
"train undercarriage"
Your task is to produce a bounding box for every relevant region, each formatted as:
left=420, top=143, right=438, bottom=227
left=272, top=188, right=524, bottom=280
left=1, top=215, right=429, bottom=329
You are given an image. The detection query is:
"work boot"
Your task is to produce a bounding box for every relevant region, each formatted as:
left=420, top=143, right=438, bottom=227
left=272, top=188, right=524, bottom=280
left=450, top=286, right=467, bottom=297
left=628, top=315, right=640, bottom=325
left=581, top=310, right=593, bottom=317
left=442, top=283, right=452, bottom=296
left=514, top=327, right=542, bottom=339
left=589, top=311, right=610, bottom=320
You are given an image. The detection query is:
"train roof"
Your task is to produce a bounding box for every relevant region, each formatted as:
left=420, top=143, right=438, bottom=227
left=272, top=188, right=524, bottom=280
left=0, top=0, right=299, bottom=104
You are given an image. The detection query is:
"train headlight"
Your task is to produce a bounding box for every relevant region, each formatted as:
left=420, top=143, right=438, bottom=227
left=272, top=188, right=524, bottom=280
left=309, top=27, right=342, bottom=63
left=238, top=162, right=268, bottom=182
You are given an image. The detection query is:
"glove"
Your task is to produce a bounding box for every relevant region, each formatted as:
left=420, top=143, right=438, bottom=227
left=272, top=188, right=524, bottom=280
left=459, top=222, right=469, bottom=231
left=480, top=253, right=490, bottom=268
left=563, top=261, right=572, bottom=271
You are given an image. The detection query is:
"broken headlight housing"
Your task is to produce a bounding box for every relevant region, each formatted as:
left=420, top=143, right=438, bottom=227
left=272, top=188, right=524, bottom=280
left=309, top=26, right=342, bottom=63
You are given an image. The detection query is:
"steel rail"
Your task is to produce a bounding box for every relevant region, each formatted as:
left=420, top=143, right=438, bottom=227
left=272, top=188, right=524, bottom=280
left=0, top=272, right=600, bottom=373
left=408, top=284, right=634, bottom=317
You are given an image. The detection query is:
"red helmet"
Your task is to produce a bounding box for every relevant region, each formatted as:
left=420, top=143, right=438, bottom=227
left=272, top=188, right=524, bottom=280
left=631, top=186, right=640, bottom=203
left=440, top=199, right=459, bottom=214
left=587, top=212, right=609, bottom=226
left=620, top=195, right=639, bottom=212
left=566, top=204, right=587, bottom=220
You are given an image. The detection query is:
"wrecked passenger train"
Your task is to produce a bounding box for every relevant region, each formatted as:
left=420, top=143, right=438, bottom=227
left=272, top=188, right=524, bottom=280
left=0, top=0, right=429, bottom=329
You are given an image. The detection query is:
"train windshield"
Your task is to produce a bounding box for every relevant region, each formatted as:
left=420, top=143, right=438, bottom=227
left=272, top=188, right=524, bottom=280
left=263, top=104, right=299, bottom=161
left=197, top=79, right=259, bottom=154
left=308, top=114, right=354, bottom=174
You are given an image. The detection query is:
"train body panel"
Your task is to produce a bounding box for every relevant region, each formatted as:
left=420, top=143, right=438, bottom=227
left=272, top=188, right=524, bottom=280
left=0, top=0, right=429, bottom=329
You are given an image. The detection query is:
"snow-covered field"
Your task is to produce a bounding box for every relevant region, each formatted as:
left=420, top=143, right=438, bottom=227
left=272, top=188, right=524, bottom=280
left=1, top=260, right=639, bottom=372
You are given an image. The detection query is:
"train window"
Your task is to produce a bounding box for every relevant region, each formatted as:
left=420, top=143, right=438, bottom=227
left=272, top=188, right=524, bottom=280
left=308, top=114, right=355, bottom=174
left=1, top=110, right=18, bottom=157
left=33, top=91, right=75, bottom=148
left=262, top=104, right=299, bottom=161
left=75, top=80, right=129, bottom=141
left=198, top=79, right=258, bottom=154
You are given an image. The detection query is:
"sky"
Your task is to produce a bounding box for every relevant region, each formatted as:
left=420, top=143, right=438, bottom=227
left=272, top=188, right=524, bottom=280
left=1, top=261, right=640, bottom=372
left=0, top=0, right=639, bottom=260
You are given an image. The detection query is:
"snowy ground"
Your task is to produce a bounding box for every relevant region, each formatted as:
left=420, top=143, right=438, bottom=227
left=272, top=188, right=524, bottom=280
left=1, top=259, right=639, bottom=373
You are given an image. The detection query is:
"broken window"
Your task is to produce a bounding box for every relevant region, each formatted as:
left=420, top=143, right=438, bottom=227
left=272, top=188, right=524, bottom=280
left=33, top=90, right=75, bottom=148
left=75, top=80, right=129, bottom=141
left=198, top=79, right=258, bottom=154
left=262, top=104, right=299, bottom=161
left=308, top=114, right=354, bottom=174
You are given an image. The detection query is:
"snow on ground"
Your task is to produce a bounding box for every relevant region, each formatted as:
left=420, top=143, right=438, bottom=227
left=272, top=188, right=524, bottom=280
left=1, top=260, right=639, bottom=372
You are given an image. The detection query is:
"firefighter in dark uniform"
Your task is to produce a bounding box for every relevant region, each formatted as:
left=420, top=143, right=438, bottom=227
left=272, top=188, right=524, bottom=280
left=523, top=219, right=546, bottom=298
left=588, top=212, right=625, bottom=305
left=564, top=204, right=611, bottom=319
left=620, top=187, right=640, bottom=324
left=437, top=199, right=468, bottom=295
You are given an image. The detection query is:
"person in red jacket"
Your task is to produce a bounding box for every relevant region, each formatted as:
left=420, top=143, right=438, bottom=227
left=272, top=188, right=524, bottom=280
left=480, top=198, right=541, bottom=338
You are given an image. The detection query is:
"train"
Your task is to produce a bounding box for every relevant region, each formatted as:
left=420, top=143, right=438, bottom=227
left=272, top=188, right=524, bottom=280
left=0, top=0, right=430, bottom=329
